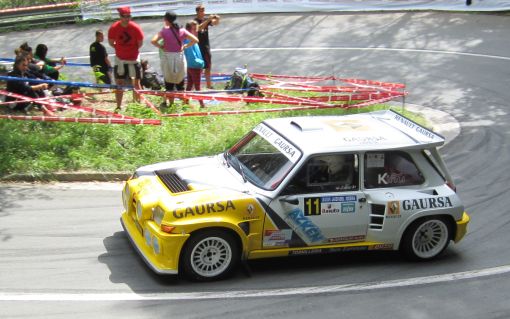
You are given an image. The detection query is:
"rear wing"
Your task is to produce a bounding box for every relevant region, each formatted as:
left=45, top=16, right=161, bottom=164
left=372, top=109, right=445, bottom=148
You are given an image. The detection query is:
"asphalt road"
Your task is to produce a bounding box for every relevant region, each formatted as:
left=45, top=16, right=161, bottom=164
left=1, top=11, right=510, bottom=319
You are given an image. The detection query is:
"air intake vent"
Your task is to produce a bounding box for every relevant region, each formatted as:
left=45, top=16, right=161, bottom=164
left=155, top=170, right=189, bottom=193
left=369, top=204, right=385, bottom=230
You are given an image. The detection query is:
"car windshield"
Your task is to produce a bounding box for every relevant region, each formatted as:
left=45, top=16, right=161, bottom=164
left=225, top=123, right=301, bottom=190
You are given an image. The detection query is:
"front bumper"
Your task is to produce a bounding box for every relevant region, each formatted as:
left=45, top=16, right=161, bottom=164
left=120, top=212, right=189, bottom=274
left=454, top=211, right=470, bottom=243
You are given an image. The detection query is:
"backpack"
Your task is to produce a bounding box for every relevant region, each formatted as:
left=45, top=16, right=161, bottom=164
left=141, top=71, right=164, bottom=90
left=225, top=67, right=262, bottom=97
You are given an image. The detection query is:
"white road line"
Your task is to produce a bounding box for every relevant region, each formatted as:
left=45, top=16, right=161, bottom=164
left=64, top=47, right=510, bottom=62
left=1, top=264, right=509, bottom=301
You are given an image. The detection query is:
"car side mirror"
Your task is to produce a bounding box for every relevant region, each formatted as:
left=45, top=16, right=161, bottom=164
left=279, top=195, right=299, bottom=205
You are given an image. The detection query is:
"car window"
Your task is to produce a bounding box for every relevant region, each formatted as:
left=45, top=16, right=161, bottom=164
left=364, top=151, right=424, bottom=188
left=282, top=154, right=359, bottom=195
left=228, top=127, right=301, bottom=191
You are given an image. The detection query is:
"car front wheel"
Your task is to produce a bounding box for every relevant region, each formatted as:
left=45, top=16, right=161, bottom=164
left=181, top=230, right=239, bottom=281
left=401, top=217, right=451, bottom=261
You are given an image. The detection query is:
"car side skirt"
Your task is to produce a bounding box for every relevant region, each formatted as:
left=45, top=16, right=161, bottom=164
left=247, top=241, right=393, bottom=259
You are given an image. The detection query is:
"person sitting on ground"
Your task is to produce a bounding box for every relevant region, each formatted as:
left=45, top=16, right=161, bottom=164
left=34, top=43, right=66, bottom=80
left=5, top=54, right=48, bottom=112
left=15, top=45, right=68, bottom=95
left=17, top=44, right=49, bottom=80
left=140, top=59, right=164, bottom=90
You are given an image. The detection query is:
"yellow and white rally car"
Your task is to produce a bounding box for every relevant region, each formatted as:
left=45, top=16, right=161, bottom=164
left=121, top=110, right=469, bottom=281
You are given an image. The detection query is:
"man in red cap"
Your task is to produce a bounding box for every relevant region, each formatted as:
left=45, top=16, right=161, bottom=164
left=108, top=6, right=144, bottom=111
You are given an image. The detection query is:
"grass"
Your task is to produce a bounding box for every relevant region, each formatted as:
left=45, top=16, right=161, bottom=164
left=0, top=100, right=422, bottom=178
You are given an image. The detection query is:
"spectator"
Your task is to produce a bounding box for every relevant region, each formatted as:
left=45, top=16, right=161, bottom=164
left=108, top=6, right=144, bottom=111
left=89, top=30, right=112, bottom=85
left=17, top=43, right=48, bottom=80
left=34, top=43, right=66, bottom=80
left=140, top=59, right=164, bottom=90
left=184, top=20, right=205, bottom=108
left=151, top=11, right=198, bottom=107
left=194, top=4, right=220, bottom=89
left=6, top=54, right=48, bottom=112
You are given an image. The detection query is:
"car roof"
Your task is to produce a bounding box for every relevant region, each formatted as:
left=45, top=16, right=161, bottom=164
left=262, top=109, right=444, bottom=154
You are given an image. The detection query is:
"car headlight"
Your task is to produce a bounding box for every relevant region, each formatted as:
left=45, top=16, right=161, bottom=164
left=122, top=184, right=130, bottom=211
left=152, top=236, right=160, bottom=255
left=144, top=228, right=152, bottom=247
left=152, top=206, right=165, bottom=226
left=136, top=201, right=143, bottom=220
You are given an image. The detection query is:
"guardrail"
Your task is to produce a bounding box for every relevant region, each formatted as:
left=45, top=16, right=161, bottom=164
left=1, top=0, right=509, bottom=33
left=0, top=2, right=81, bottom=33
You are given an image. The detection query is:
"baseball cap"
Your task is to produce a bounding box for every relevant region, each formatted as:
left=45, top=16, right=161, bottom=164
left=117, top=7, right=131, bottom=16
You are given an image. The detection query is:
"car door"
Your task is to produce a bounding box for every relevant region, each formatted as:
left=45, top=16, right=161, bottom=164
left=265, top=153, right=370, bottom=248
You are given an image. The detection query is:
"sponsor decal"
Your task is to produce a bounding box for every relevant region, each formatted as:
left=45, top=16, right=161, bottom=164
left=304, top=196, right=358, bottom=216
left=341, top=202, right=356, bottom=213
left=378, top=172, right=406, bottom=185
left=328, top=235, right=365, bottom=243
left=274, top=138, right=297, bottom=158
left=324, top=119, right=370, bottom=132
left=329, top=246, right=368, bottom=253
left=371, top=244, right=394, bottom=250
left=386, top=201, right=401, bottom=218
left=247, top=204, right=254, bottom=215
left=367, top=153, right=385, bottom=168
left=343, top=136, right=387, bottom=145
left=172, top=200, right=236, bottom=219
left=290, top=249, right=322, bottom=256
left=289, top=246, right=370, bottom=256
left=285, top=208, right=325, bottom=244
left=402, top=197, right=453, bottom=211
left=393, top=113, right=438, bottom=140
left=253, top=124, right=301, bottom=163
left=263, top=229, right=292, bottom=247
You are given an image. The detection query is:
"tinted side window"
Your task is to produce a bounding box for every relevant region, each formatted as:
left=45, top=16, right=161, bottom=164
left=282, top=154, right=358, bottom=195
left=364, top=151, right=424, bottom=188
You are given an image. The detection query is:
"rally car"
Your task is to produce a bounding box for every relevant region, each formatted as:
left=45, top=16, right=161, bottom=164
left=120, top=109, right=469, bottom=281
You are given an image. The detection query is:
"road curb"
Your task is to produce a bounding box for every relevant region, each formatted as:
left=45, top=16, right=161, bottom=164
left=0, top=172, right=131, bottom=183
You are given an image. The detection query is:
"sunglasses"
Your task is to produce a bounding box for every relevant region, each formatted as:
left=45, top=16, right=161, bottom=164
left=121, top=14, right=131, bottom=18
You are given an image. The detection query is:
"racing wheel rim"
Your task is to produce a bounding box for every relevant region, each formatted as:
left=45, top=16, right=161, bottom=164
left=190, top=236, right=233, bottom=278
left=411, top=219, right=449, bottom=259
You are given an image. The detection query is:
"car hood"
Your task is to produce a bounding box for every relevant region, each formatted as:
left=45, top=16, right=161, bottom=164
left=135, top=154, right=248, bottom=193
left=129, top=155, right=259, bottom=225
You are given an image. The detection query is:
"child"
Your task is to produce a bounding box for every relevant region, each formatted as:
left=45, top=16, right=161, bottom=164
left=140, top=59, right=164, bottom=90
left=184, top=20, right=205, bottom=108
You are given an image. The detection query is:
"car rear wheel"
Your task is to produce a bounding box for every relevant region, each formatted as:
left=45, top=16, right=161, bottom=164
left=401, top=217, right=451, bottom=261
left=181, top=230, right=239, bottom=281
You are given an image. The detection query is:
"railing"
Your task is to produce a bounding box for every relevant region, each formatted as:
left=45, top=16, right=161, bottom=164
left=0, top=2, right=80, bottom=33
left=0, top=0, right=509, bottom=33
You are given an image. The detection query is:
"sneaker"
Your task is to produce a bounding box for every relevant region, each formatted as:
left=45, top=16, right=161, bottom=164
left=23, top=103, right=34, bottom=113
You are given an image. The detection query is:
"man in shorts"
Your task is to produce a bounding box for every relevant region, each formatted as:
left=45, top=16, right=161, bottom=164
left=108, top=6, right=144, bottom=111
left=194, top=4, right=220, bottom=89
